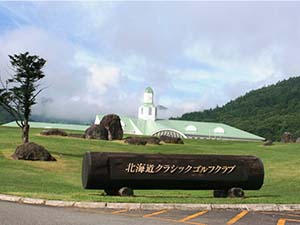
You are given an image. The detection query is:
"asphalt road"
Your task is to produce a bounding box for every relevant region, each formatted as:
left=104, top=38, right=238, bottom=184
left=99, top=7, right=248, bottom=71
left=1, top=201, right=300, bottom=225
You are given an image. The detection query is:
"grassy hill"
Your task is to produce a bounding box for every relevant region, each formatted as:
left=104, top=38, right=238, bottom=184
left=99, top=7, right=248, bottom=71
left=0, top=126, right=299, bottom=203
left=176, top=76, right=300, bottom=141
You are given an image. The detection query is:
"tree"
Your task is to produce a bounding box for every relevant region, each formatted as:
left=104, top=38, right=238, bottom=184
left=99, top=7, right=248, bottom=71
left=0, top=52, right=46, bottom=143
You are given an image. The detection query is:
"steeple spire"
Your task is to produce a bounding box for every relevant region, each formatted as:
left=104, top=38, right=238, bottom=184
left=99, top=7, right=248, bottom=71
left=138, top=87, right=157, bottom=120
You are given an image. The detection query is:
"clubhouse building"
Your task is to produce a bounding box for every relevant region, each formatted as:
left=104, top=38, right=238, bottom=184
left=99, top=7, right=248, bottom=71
left=95, top=87, right=264, bottom=141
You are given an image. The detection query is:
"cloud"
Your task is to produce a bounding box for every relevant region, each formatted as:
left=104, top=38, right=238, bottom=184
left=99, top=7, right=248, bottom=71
left=1, top=2, right=300, bottom=122
left=87, top=65, right=121, bottom=96
left=0, top=26, right=121, bottom=121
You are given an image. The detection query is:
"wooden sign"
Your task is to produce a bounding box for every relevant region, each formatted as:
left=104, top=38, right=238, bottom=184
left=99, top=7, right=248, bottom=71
left=82, top=152, right=264, bottom=191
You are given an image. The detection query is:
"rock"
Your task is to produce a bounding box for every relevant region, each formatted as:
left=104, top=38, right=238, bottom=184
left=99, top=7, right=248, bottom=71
left=124, top=136, right=161, bottom=145
left=160, top=135, right=184, bottom=144
left=40, top=129, right=67, bottom=136
left=100, top=114, right=123, bottom=140
left=227, top=187, right=245, bottom=198
left=84, top=114, right=123, bottom=140
left=213, top=190, right=228, bottom=198
left=281, top=132, right=294, bottom=143
left=104, top=188, right=119, bottom=196
left=104, top=187, right=134, bottom=196
left=296, top=137, right=300, bottom=143
left=263, top=140, right=273, bottom=146
left=145, top=137, right=161, bottom=145
left=124, top=137, right=147, bottom=145
left=12, top=142, right=56, bottom=161
left=118, top=187, right=134, bottom=197
left=84, top=124, right=108, bottom=140
left=213, top=188, right=245, bottom=198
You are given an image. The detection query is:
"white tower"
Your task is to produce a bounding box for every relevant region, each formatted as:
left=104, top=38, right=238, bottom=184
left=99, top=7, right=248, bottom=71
left=138, top=87, right=157, bottom=121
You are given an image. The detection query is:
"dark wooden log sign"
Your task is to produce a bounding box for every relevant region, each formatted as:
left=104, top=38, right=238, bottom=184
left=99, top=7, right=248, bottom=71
left=82, top=152, right=264, bottom=194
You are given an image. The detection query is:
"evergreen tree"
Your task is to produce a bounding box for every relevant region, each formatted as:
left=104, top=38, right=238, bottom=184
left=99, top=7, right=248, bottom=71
left=0, top=52, right=46, bottom=143
left=175, top=77, right=300, bottom=141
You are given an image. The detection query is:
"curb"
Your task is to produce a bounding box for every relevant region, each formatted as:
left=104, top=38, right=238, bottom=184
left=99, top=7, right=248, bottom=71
left=1, top=194, right=300, bottom=212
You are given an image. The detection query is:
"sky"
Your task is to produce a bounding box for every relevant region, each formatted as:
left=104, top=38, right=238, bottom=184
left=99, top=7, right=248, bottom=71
left=0, top=1, right=299, bottom=122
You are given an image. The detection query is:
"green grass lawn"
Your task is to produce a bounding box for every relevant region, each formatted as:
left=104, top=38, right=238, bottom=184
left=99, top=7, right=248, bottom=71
left=0, top=126, right=299, bottom=203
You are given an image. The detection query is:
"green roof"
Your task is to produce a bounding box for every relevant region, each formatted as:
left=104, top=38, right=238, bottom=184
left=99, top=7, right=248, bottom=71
left=157, top=120, right=264, bottom=140
left=3, top=116, right=264, bottom=141
left=95, top=114, right=264, bottom=141
left=2, top=121, right=89, bottom=131
left=144, top=87, right=154, bottom=94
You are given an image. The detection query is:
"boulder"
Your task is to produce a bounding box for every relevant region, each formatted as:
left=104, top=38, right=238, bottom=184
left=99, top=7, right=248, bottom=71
left=40, top=129, right=68, bottom=136
left=124, top=137, right=147, bottom=145
left=124, top=136, right=161, bottom=145
left=227, top=187, right=245, bottom=198
left=145, top=137, right=161, bottom=145
left=12, top=142, right=56, bottom=161
left=296, top=137, right=300, bottom=143
left=160, top=135, right=184, bottom=144
left=84, top=124, right=108, bottom=140
left=281, top=132, right=294, bottom=143
left=100, top=114, right=123, bottom=140
left=263, top=140, right=273, bottom=146
left=213, top=190, right=228, bottom=198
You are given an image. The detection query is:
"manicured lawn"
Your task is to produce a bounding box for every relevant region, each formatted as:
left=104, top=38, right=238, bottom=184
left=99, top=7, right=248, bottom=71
left=0, top=126, right=299, bottom=203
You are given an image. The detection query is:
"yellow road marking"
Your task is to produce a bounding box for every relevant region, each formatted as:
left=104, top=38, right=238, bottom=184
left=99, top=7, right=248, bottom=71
left=178, top=210, right=208, bottom=222
left=143, top=215, right=207, bottom=225
left=79, top=208, right=207, bottom=225
left=111, top=209, right=128, bottom=214
left=277, top=218, right=285, bottom=225
left=277, top=218, right=300, bottom=225
left=226, top=210, right=249, bottom=225
left=143, top=209, right=168, bottom=218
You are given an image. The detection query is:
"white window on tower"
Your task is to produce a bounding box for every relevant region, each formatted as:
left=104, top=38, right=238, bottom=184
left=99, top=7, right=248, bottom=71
left=149, top=107, right=152, bottom=115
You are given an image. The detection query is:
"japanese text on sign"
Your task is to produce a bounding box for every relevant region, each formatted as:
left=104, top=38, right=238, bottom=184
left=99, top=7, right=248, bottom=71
left=125, top=163, right=236, bottom=175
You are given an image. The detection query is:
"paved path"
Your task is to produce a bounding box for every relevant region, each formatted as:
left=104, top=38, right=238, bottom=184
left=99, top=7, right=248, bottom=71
left=1, top=201, right=300, bottom=225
